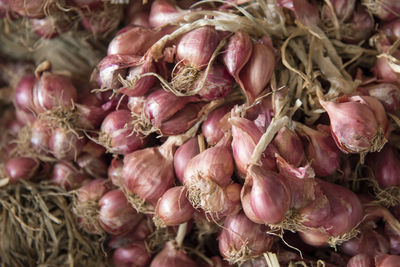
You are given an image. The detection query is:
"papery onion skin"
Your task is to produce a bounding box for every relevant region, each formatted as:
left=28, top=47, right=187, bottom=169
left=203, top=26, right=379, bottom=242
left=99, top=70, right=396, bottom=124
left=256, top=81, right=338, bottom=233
left=159, top=102, right=206, bottom=136
left=49, top=128, right=86, bottom=161
left=122, top=142, right=175, bottom=205
left=174, top=137, right=200, bottom=184
left=297, top=124, right=341, bottom=177
left=144, top=88, right=199, bottom=127
left=273, top=126, right=304, bottom=167
left=150, top=241, right=199, bottom=267
left=365, top=83, right=400, bottom=112
left=100, top=110, right=146, bottom=155
left=218, top=212, right=275, bottom=263
left=347, top=254, right=374, bottom=267
left=155, top=186, right=194, bottom=226
left=202, top=104, right=234, bottom=146
left=194, top=64, right=233, bottom=101
left=176, top=26, right=220, bottom=68
left=149, top=0, right=188, bottom=28
left=50, top=162, right=91, bottom=190
left=99, top=189, right=142, bottom=236
left=246, top=165, right=291, bottom=225
left=230, top=116, right=277, bottom=177
left=74, top=178, right=112, bottom=234
left=33, top=72, right=77, bottom=113
left=238, top=43, right=275, bottom=102
left=223, top=30, right=253, bottom=78
left=184, top=138, right=234, bottom=188
left=320, top=96, right=389, bottom=154
left=112, top=241, right=151, bottom=267
left=107, top=26, right=172, bottom=56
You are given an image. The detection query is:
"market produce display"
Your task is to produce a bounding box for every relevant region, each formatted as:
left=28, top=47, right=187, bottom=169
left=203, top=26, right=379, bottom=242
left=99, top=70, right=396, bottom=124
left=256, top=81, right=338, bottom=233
left=1, top=0, right=400, bottom=266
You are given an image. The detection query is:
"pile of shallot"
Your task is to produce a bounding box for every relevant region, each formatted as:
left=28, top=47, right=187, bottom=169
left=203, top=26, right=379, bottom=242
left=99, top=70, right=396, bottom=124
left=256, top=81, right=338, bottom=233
left=1, top=0, right=400, bottom=266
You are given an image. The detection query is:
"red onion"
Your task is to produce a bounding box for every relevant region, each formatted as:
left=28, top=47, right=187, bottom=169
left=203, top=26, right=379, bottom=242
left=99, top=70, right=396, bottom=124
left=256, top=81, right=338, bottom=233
left=74, top=103, right=107, bottom=130
left=108, top=218, right=153, bottom=249
left=192, top=64, right=233, bottom=100
left=50, top=161, right=91, bottom=190
left=149, top=0, right=188, bottom=28
left=49, top=127, right=86, bottom=161
left=202, top=104, right=233, bottom=146
left=276, top=155, right=318, bottom=210
left=107, top=26, right=172, bottom=56
left=295, top=123, right=341, bottom=177
left=9, top=0, right=46, bottom=18
left=381, top=19, right=400, bottom=42
left=298, top=187, right=331, bottom=228
left=154, top=186, right=195, bottom=227
left=273, top=126, right=304, bottom=167
left=73, top=178, right=112, bottom=234
left=112, top=241, right=151, bottom=267
left=159, top=102, right=206, bottom=136
left=100, top=110, right=146, bottom=155
left=362, top=0, right=400, bottom=21
left=375, top=254, right=400, bottom=267
left=176, top=26, right=220, bottom=69
left=365, top=83, right=400, bottom=112
left=242, top=165, right=291, bottom=225
left=14, top=75, right=35, bottom=113
left=150, top=241, right=199, bottom=267
left=30, top=118, right=51, bottom=153
left=238, top=43, right=275, bottom=103
left=143, top=88, right=199, bottom=128
left=118, top=59, right=156, bottom=97
left=223, top=30, right=252, bottom=80
left=108, top=157, right=124, bottom=187
left=99, top=189, right=142, bottom=235
left=320, top=95, right=389, bottom=154
left=230, top=116, right=277, bottom=177
left=183, top=135, right=238, bottom=217
left=122, top=137, right=177, bottom=207
left=174, top=137, right=200, bottom=184
left=76, top=153, right=108, bottom=178
left=300, top=179, right=363, bottom=246
left=4, top=157, right=40, bottom=183
left=320, top=180, right=363, bottom=237
left=218, top=212, right=275, bottom=264
left=367, top=144, right=400, bottom=188
left=127, top=96, right=145, bottom=114
left=347, top=254, right=373, bottom=267
left=33, top=71, right=77, bottom=113
left=96, top=54, right=141, bottom=89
